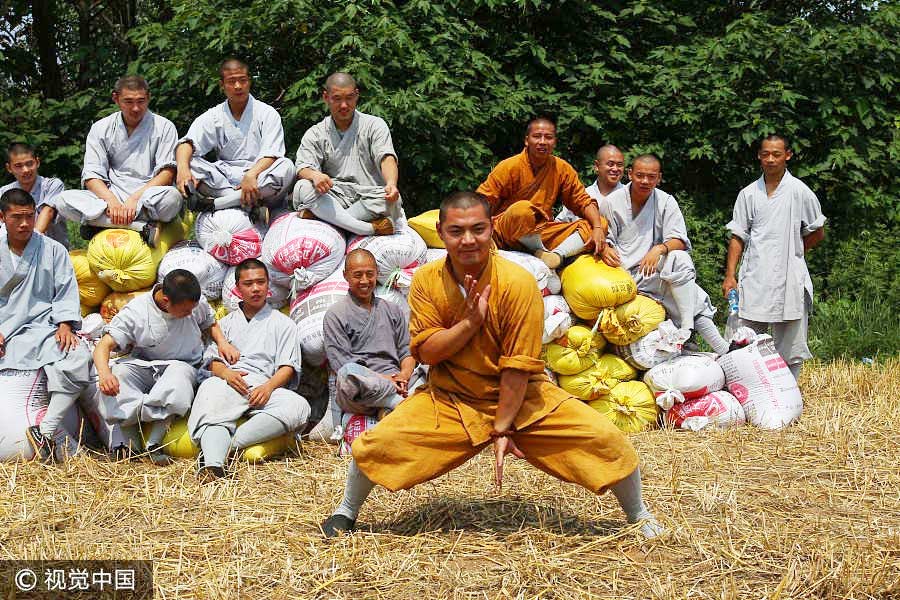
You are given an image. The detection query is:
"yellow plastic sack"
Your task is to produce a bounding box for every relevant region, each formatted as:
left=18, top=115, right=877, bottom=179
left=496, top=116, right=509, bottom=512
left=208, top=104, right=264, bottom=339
left=561, top=256, right=637, bottom=320
left=87, top=220, right=184, bottom=292
left=145, top=417, right=296, bottom=462
left=209, top=300, right=230, bottom=321
left=600, top=295, right=666, bottom=346
left=70, top=249, right=112, bottom=307
left=544, top=325, right=606, bottom=375
left=100, top=288, right=151, bottom=323
left=80, top=303, right=92, bottom=317
left=557, top=354, right=637, bottom=401
left=407, top=209, right=444, bottom=248
left=588, top=381, right=659, bottom=433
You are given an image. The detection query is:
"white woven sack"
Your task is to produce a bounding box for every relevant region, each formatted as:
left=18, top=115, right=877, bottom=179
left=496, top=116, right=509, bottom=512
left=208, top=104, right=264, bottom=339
left=289, top=267, right=349, bottom=367
left=262, top=214, right=346, bottom=293
left=347, top=227, right=428, bottom=291
left=644, top=354, right=726, bottom=410
left=157, top=240, right=229, bottom=300
left=194, top=209, right=263, bottom=265
left=717, top=334, right=803, bottom=430
left=497, top=250, right=560, bottom=295
left=665, top=390, right=746, bottom=431
left=615, top=320, right=688, bottom=370
left=542, top=295, right=572, bottom=344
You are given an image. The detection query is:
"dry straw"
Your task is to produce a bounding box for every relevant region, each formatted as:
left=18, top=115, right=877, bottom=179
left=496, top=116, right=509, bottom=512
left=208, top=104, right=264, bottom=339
left=1, top=359, right=898, bottom=599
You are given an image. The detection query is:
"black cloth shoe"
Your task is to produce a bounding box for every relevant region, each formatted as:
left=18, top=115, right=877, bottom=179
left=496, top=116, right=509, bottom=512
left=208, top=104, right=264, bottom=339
left=26, top=426, right=56, bottom=464
left=185, top=187, right=216, bottom=213
left=682, top=330, right=701, bottom=353
left=197, top=465, right=227, bottom=483
left=111, top=444, right=135, bottom=462
left=321, top=514, right=356, bottom=538
left=146, top=443, right=174, bottom=466
left=248, top=205, right=269, bottom=226
left=140, top=222, right=160, bottom=249
left=79, top=224, right=102, bottom=242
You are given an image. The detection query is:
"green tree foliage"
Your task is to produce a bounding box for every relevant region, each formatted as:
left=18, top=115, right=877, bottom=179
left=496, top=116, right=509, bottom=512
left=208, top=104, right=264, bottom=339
left=1, top=1, right=897, bottom=356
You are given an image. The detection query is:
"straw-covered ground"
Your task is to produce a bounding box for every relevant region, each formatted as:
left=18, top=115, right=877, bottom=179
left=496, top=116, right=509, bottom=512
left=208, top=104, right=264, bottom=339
left=1, top=359, right=898, bottom=599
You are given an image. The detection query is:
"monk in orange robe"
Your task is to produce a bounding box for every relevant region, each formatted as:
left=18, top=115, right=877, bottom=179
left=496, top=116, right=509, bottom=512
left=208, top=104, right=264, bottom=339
left=476, top=117, right=608, bottom=269
left=320, top=191, right=664, bottom=540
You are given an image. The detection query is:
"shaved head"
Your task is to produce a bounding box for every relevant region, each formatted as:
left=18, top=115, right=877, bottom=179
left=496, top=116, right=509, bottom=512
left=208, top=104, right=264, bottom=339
left=345, top=248, right=377, bottom=271
left=596, top=144, right=623, bottom=160
left=219, top=58, right=249, bottom=78
left=439, top=191, right=491, bottom=223
left=325, top=72, right=357, bottom=92
left=632, top=153, right=661, bottom=171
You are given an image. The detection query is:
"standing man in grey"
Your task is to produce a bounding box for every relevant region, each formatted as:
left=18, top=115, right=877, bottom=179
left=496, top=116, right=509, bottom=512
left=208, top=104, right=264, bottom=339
left=292, top=73, right=403, bottom=236
left=53, top=75, right=182, bottom=248
left=723, top=134, right=826, bottom=380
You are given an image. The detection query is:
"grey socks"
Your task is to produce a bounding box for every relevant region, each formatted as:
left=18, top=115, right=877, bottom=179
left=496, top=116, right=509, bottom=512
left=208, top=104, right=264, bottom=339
left=609, top=467, right=665, bottom=539
left=333, top=458, right=376, bottom=521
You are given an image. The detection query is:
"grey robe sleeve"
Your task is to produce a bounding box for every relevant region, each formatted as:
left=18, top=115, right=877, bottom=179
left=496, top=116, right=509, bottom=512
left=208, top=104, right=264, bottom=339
left=104, top=305, right=138, bottom=351
left=153, top=119, right=179, bottom=175
left=366, top=117, right=398, bottom=166
left=726, top=190, right=753, bottom=241
left=43, top=177, right=65, bottom=206
left=295, top=127, right=323, bottom=172
left=597, top=196, right=620, bottom=248
left=662, top=195, right=692, bottom=251
left=50, top=244, right=82, bottom=328
left=195, top=297, right=216, bottom=330
left=273, top=316, right=301, bottom=387
left=799, top=184, right=826, bottom=236
left=392, top=304, right=411, bottom=363
left=322, top=306, right=354, bottom=371
left=180, top=112, right=219, bottom=157
left=81, top=121, right=111, bottom=187
left=257, top=109, right=286, bottom=160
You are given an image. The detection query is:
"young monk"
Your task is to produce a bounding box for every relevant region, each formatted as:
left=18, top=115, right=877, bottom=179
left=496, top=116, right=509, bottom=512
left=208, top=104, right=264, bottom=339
left=322, top=248, right=416, bottom=430
left=93, top=270, right=239, bottom=463
left=1, top=142, right=68, bottom=247
left=293, top=73, right=403, bottom=236
left=557, top=144, right=626, bottom=223
left=176, top=58, right=295, bottom=225
left=188, top=258, right=310, bottom=481
left=1, top=189, right=92, bottom=463
left=598, top=154, right=730, bottom=353
left=54, top=75, right=182, bottom=248
left=321, top=191, right=663, bottom=539
left=723, top=134, right=826, bottom=380
left=476, top=116, right=607, bottom=269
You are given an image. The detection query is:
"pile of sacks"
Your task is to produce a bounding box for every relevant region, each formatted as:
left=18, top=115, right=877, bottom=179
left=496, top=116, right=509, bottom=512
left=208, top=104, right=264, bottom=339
left=540, top=255, right=804, bottom=433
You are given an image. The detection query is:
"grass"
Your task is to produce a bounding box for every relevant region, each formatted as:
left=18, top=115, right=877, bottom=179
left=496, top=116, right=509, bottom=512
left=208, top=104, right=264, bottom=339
left=1, top=359, right=898, bottom=598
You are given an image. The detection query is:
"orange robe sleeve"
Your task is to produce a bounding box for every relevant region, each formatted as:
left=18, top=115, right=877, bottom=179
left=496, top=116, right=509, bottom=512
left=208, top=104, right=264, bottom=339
left=559, top=161, right=605, bottom=229
left=476, top=163, right=508, bottom=213
left=495, top=261, right=546, bottom=374
left=408, top=264, right=447, bottom=363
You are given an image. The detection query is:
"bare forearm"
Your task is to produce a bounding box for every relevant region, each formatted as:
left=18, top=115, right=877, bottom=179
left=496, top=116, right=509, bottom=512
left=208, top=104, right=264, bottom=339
left=803, top=227, right=825, bottom=252
left=92, top=338, right=115, bottom=377
left=205, top=323, right=227, bottom=347
left=85, top=179, right=119, bottom=204
left=298, top=167, right=323, bottom=182
left=380, top=155, right=399, bottom=187
left=175, top=143, right=194, bottom=171
left=724, top=236, right=745, bottom=278
left=495, top=368, right=529, bottom=432
left=416, top=319, right=479, bottom=365
left=265, top=365, right=295, bottom=390
left=660, top=238, right=687, bottom=253
left=398, top=356, right=416, bottom=379
left=247, top=157, right=276, bottom=178
left=582, top=203, right=607, bottom=233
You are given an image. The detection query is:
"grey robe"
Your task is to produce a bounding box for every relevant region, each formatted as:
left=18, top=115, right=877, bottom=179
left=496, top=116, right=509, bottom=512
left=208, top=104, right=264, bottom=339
left=188, top=303, right=309, bottom=439
left=727, top=170, right=826, bottom=322
left=54, top=111, right=182, bottom=223
left=0, top=232, right=91, bottom=393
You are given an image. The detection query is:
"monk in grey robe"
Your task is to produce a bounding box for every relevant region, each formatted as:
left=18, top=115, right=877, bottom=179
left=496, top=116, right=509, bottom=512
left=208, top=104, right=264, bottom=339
left=2, top=142, right=68, bottom=247
left=53, top=75, right=182, bottom=248
left=723, top=135, right=826, bottom=379
left=1, top=189, right=92, bottom=463
left=599, top=154, right=729, bottom=354
left=292, top=72, right=403, bottom=236
left=177, top=58, right=295, bottom=225
left=189, top=258, right=310, bottom=480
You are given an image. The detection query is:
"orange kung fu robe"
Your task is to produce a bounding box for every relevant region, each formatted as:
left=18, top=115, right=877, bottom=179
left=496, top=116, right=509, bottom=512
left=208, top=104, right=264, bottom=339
left=476, top=149, right=607, bottom=252
left=351, top=252, right=638, bottom=493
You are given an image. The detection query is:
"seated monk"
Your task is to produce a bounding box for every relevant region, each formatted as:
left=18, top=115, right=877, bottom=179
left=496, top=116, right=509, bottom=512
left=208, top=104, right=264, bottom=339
left=320, top=191, right=664, bottom=540
left=476, top=116, right=607, bottom=269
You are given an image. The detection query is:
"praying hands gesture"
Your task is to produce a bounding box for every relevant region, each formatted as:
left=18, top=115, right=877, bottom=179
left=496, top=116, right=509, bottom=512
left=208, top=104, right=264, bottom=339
left=462, top=274, right=491, bottom=328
